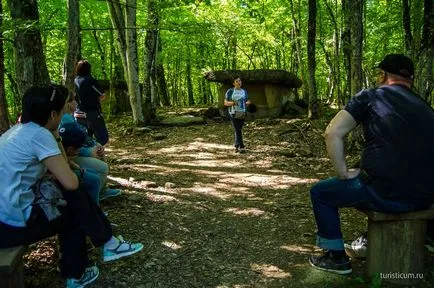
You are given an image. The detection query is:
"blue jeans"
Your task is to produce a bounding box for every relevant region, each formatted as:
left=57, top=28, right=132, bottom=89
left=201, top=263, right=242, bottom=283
left=310, top=176, right=428, bottom=250
left=229, top=115, right=245, bottom=148
left=74, top=156, right=109, bottom=191
left=74, top=168, right=101, bottom=204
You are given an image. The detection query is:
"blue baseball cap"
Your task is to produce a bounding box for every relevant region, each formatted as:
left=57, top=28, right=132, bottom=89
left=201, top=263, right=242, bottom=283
left=58, top=122, right=87, bottom=148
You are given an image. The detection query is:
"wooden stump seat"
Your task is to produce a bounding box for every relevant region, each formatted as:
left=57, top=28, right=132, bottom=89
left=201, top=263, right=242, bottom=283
left=359, top=207, right=434, bottom=286
left=0, top=245, right=26, bottom=288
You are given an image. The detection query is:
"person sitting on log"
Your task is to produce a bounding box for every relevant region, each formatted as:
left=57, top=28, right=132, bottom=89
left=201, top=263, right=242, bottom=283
left=308, top=54, right=434, bottom=274
left=0, top=84, right=143, bottom=288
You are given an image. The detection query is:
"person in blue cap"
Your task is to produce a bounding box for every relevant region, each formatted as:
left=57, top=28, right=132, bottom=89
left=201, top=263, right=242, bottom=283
left=308, top=54, right=434, bottom=274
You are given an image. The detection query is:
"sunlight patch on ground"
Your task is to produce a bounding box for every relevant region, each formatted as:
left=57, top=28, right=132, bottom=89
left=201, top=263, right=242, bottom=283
left=169, top=159, right=242, bottom=168
left=150, top=141, right=234, bottom=154
left=146, top=192, right=178, bottom=203
left=251, top=159, right=273, bottom=169
left=220, top=174, right=318, bottom=189
left=117, top=163, right=189, bottom=175
left=280, top=244, right=314, bottom=254
left=224, top=207, right=270, bottom=217
left=250, top=263, right=291, bottom=279
left=162, top=241, right=182, bottom=250
left=181, top=185, right=232, bottom=199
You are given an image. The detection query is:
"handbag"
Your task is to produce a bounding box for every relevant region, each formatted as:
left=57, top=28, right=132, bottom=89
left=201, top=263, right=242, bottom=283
left=32, top=175, right=67, bottom=221
left=234, top=111, right=246, bottom=120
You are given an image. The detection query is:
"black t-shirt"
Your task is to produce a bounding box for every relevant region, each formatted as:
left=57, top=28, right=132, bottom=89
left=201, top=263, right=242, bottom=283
left=345, top=85, right=434, bottom=201
left=74, top=75, right=104, bottom=112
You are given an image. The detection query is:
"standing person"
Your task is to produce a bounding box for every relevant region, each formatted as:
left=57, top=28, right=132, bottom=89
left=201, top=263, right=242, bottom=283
left=308, top=54, right=434, bottom=274
left=224, top=76, right=251, bottom=153
left=0, top=85, right=143, bottom=288
left=74, top=60, right=109, bottom=145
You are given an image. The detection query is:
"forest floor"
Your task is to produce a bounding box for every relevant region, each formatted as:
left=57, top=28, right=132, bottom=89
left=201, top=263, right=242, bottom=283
left=23, top=108, right=434, bottom=288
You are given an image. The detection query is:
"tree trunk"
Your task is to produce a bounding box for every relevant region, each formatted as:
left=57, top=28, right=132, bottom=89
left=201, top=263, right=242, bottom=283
left=125, top=0, right=144, bottom=125
left=307, top=0, right=318, bottom=119
left=350, top=0, right=364, bottom=95
left=402, top=0, right=413, bottom=52
left=156, top=35, right=169, bottom=106
left=0, top=1, right=10, bottom=133
left=62, top=0, right=80, bottom=93
left=106, top=0, right=128, bottom=76
left=402, top=0, right=433, bottom=103
left=342, top=0, right=352, bottom=102
left=7, top=0, right=50, bottom=95
left=324, top=0, right=342, bottom=106
left=143, top=0, right=158, bottom=122
left=289, top=0, right=309, bottom=103
left=156, top=63, right=170, bottom=106
left=186, top=49, right=194, bottom=106
left=107, top=0, right=144, bottom=125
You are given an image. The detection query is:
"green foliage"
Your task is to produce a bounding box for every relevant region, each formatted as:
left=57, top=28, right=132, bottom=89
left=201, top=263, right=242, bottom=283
left=1, top=0, right=430, bottom=118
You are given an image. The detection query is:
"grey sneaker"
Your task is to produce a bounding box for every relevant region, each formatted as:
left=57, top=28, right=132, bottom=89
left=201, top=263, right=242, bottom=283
left=344, top=233, right=367, bottom=259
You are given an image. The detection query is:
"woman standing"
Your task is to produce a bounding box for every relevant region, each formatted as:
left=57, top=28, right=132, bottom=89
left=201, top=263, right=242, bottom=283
left=224, top=76, right=251, bottom=153
left=74, top=60, right=109, bottom=145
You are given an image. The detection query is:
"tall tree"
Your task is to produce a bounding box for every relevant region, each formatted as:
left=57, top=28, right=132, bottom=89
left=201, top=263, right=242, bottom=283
left=125, top=0, right=143, bottom=125
left=7, top=0, right=50, bottom=95
left=403, top=0, right=433, bottom=103
left=107, top=0, right=144, bottom=125
left=0, top=1, right=10, bottom=133
left=350, top=0, right=363, bottom=95
left=156, top=36, right=170, bottom=106
left=62, top=0, right=80, bottom=93
left=143, top=0, right=159, bottom=122
left=307, top=0, right=318, bottom=119
left=289, top=0, right=309, bottom=103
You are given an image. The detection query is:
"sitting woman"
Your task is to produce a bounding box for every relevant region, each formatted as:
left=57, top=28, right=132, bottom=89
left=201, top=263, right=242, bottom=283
left=60, top=93, right=121, bottom=202
left=0, top=84, right=143, bottom=288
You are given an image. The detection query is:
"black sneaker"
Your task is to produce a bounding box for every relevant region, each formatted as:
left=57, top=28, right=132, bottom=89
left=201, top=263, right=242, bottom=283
left=309, top=251, right=352, bottom=275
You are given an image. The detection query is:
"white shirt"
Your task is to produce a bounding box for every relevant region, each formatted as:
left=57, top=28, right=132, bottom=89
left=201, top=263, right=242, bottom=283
left=0, top=122, right=61, bottom=227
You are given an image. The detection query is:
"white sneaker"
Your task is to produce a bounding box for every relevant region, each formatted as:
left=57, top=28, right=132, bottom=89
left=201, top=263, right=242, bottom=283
left=344, top=233, right=367, bottom=259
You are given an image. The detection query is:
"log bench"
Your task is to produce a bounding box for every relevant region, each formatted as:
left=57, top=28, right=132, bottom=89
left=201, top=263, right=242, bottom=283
left=0, top=246, right=26, bottom=288
left=359, top=207, right=434, bottom=285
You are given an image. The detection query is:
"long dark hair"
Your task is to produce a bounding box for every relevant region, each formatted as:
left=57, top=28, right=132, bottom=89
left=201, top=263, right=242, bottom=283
left=21, top=84, right=69, bottom=126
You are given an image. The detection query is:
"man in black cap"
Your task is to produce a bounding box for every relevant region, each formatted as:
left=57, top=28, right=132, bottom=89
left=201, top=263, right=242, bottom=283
left=307, top=54, right=434, bottom=274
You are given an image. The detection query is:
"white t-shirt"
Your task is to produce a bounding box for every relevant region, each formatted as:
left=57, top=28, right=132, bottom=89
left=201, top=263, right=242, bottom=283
left=0, top=122, right=61, bottom=227
left=225, top=88, right=248, bottom=114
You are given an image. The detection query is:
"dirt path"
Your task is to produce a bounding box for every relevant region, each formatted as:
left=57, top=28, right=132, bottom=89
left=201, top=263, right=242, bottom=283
left=24, top=117, right=433, bottom=287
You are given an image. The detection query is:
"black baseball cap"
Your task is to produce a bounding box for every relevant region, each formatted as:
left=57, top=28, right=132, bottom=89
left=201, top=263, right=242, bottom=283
left=58, top=122, right=87, bottom=148
left=376, top=54, right=414, bottom=78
